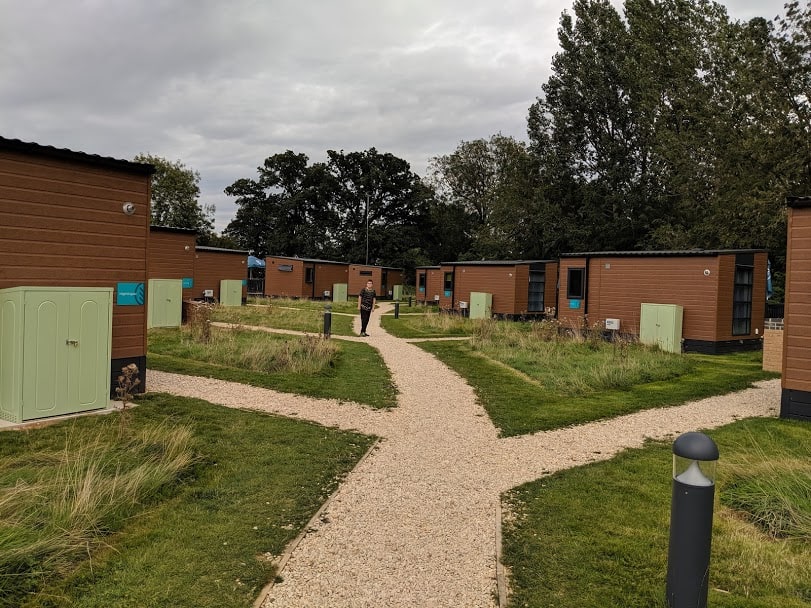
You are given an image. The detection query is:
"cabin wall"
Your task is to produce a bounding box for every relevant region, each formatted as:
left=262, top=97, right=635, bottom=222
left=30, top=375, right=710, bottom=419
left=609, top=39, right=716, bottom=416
left=194, top=250, right=247, bottom=302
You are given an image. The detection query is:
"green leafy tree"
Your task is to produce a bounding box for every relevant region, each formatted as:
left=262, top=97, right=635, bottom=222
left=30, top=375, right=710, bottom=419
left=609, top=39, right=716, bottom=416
left=134, top=153, right=214, bottom=237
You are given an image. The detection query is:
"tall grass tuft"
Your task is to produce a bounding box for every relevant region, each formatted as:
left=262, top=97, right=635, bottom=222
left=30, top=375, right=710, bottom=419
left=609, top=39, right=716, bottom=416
left=0, top=420, right=196, bottom=606
left=721, top=430, right=811, bottom=540
left=178, top=326, right=340, bottom=375
left=470, top=317, right=692, bottom=396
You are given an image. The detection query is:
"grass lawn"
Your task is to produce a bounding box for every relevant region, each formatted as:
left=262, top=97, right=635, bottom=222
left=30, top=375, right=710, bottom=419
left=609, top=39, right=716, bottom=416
left=1, top=394, right=376, bottom=608
left=419, top=339, right=778, bottom=435
left=215, top=300, right=355, bottom=335
left=148, top=327, right=397, bottom=409
left=502, top=417, right=811, bottom=607
left=381, top=310, right=476, bottom=338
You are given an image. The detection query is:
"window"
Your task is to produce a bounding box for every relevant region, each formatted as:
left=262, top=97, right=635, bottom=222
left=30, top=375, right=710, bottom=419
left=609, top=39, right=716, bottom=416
left=359, top=270, right=373, bottom=276
left=732, top=265, right=753, bottom=335
left=567, top=268, right=585, bottom=299
left=417, top=273, right=425, bottom=292
left=443, top=272, right=453, bottom=292
left=528, top=271, right=545, bottom=312
left=305, top=267, right=314, bottom=284
left=278, top=264, right=293, bottom=272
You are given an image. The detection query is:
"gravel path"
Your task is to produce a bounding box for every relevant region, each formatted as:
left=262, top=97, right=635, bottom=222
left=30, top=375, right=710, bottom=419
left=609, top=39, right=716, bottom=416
left=148, top=303, right=780, bottom=607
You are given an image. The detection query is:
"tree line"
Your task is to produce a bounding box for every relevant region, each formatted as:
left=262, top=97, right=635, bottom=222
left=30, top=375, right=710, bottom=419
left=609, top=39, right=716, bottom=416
left=143, top=0, right=809, bottom=300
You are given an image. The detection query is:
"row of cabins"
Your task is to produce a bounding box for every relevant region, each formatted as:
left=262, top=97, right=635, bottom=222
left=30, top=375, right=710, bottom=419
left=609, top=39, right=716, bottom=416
left=261, top=256, right=405, bottom=300
left=418, top=249, right=768, bottom=354
left=1, top=136, right=809, bottom=423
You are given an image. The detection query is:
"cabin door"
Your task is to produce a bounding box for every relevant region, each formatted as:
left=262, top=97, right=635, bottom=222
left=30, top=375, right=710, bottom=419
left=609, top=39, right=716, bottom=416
left=528, top=271, right=545, bottom=312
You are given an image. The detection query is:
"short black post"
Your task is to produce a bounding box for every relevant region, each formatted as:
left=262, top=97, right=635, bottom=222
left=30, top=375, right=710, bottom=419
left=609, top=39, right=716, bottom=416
left=394, top=301, right=400, bottom=319
left=666, top=432, right=719, bottom=608
left=323, top=304, right=332, bottom=338
left=408, top=296, right=412, bottom=307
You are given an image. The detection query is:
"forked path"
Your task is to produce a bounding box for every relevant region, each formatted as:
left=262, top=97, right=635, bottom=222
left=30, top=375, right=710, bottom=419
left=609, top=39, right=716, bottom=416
left=148, top=303, right=779, bottom=607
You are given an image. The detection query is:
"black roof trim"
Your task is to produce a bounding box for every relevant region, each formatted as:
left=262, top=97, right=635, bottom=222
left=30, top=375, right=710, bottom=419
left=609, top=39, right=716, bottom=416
left=196, top=245, right=250, bottom=255
left=787, top=196, right=811, bottom=209
left=415, top=265, right=441, bottom=270
left=440, top=259, right=556, bottom=266
left=266, top=255, right=349, bottom=265
left=0, top=136, right=155, bottom=175
left=560, top=249, right=767, bottom=258
left=150, top=225, right=197, bottom=234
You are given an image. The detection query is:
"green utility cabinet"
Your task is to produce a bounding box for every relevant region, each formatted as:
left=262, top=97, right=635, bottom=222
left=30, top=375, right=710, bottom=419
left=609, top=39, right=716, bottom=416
left=147, top=279, right=183, bottom=328
left=220, top=280, right=243, bottom=307
left=0, top=286, right=112, bottom=423
left=332, top=283, right=348, bottom=303
left=640, top=303, right=683, bottom=354
left=470, top=292, right=493, bottom=320
left=392, top=285, right=403, bottom=301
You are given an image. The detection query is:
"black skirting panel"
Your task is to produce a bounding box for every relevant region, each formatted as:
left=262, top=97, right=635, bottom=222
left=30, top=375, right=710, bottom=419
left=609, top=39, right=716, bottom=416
left=109, top=355, right=147, bottom=398
left=682, top=338, right=763, bottom=354
left=781, top=388, right=811, bottom=422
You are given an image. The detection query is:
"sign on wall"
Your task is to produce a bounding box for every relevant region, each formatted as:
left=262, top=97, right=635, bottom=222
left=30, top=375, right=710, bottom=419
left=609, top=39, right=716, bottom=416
left=182, top=277, right=194, bottom=289
left=117, top=282, right=145, bottom=306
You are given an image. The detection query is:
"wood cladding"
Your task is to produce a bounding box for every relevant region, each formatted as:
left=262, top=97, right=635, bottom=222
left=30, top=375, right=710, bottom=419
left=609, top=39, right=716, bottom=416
left=0, top=144, right=152, bottom=360
left=783, top=204, right=811, bottom=392
left=147, top=228, right=196, bottom=299
left=264, top=257, right=349, bottom=299
left=194, top=249, right=247, bottom=302
left=557, top=252, right=767, bottom=344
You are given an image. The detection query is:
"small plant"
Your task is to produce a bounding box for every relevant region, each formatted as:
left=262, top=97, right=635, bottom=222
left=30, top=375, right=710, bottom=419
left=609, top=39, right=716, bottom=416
left=115, top=363, right=141, bottom=434
left=187, top=301, right=215, bottom=343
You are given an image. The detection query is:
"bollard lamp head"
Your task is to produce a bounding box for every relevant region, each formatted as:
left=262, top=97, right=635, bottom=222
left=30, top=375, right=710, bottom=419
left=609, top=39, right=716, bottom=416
left=672, top=432, right=719, bottom=486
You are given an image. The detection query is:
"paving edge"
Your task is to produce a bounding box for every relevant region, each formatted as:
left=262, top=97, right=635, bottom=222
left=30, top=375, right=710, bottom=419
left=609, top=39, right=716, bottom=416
left=252, top=437, right=383, bottom=608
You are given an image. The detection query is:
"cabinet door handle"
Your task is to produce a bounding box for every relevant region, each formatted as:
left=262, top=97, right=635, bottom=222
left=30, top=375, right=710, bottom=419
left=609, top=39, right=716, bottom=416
left=66, top=339, right=79, bottom=346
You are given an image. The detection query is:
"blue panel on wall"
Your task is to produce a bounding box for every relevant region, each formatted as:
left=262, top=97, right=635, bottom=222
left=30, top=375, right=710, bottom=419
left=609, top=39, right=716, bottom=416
left=182, top=277, right=194, bottom=289
left=444, top=290, right=452, bottom=297
left=569, top=299, right=581, bottom=309
left=117, top=282, right=145, bottom=306
left=242, top=279, right=247, bottom=286
left=419, top=287, right=425, bottom=293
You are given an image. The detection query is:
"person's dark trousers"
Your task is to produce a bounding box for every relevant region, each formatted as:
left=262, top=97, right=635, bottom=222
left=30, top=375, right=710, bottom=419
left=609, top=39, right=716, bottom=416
left=360, top=308, right=372, bottom=334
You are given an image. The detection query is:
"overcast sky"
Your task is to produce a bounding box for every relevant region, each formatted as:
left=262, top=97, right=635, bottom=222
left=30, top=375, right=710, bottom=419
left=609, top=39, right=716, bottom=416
left=0, top=0, right=789, bottom=231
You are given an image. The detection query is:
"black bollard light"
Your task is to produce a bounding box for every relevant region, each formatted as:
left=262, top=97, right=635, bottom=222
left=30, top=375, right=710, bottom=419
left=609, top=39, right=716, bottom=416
left=408, top=296, right=412, bottom=307
left=666, top=432, right=719, bottom=608
left=323, top=303, right=332, bottom=338
left=394, top=301, right=400, bottom=319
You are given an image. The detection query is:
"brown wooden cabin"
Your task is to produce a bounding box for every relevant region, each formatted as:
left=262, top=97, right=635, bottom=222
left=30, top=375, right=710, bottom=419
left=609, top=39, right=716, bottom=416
left=148, top=226, right=197, bottom=300
left=348, top=265, right=404, bottom=298
left=557, top=249, right=768, bottom=353
left=0, top=136, right=154, bottom=394
left=416, top=266, right=442, bottom=304
left=436, top=260, right=559, bottom=318
left=264, top=256, right=349, bottom=299
left=781, top=197, right=811, bottom=421
left=194, top=246, right=248, bottom=303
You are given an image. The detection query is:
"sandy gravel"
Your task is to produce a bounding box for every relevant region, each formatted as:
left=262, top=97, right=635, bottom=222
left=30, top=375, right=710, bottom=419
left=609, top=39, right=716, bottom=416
left=148, top=303, right=780, bottom=608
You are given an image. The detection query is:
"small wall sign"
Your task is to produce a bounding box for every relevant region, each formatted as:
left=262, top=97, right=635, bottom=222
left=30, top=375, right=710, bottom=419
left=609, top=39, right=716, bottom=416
left=117, top=282, right=145, bottom=306
left=182, top=277, right=194, bottom=289
left=569, top=299, right=581, bottom=309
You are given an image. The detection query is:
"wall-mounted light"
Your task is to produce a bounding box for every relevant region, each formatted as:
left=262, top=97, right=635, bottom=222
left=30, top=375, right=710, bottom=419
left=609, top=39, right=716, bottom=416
left=184, top=245, right=191, bottom=251
left=122, top=202, right=136, bottom=215
left=703, top=269, right=711, bottom=276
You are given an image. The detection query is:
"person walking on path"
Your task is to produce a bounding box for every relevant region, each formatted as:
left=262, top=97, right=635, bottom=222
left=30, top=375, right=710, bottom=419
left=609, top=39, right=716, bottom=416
left=357, top=279, right=376, bottom=336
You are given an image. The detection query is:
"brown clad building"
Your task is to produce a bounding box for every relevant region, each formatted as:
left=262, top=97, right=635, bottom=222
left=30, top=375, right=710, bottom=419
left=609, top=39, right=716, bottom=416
left=781, top=197, right=811, bottom=421
left=264, top=256, right=349, bottom=299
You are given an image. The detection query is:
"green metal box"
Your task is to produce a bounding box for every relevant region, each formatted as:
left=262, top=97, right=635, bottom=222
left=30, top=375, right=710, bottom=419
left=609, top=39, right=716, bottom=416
left=392, top=285, right=403, bottom=301
left=640, top=303, right=683, bottom=353
left=470, top=292, right=493, bottom=319
left=332, top=283, right=348, bottom=303
left=220, top=280, right=243, bottom=307
left=147, top=279, right=183, bottom=328
left=0, top=286, right=113, bottom=423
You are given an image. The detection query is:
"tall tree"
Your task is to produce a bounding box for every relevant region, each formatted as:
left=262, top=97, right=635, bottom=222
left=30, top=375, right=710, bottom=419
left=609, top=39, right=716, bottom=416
left=134, top=153, right=214, bottom=237
left=223, top=148, right=435, bottom=276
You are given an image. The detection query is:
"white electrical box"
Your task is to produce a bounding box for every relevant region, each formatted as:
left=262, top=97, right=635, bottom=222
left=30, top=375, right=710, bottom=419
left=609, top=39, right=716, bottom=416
left=605, top=318, right=620, bottom=330
left=459, top=301, right=468, bottom=309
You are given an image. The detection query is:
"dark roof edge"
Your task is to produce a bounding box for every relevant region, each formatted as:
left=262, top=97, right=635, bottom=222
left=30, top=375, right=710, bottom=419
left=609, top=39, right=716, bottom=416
left=0, top=136, right=155, bottom=175
left=440, top=259, right=556, bottom=266
left=787, top=196, right=811, bottom=208
left=196, top=245, right=250, bottom=254
left=150, top=225, right=197, bottom=234
left=560, top=249, right=767, bottom=258
left=266, top=255, right=349, bottom=265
